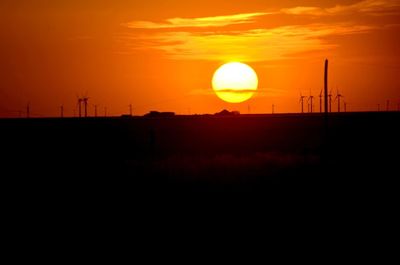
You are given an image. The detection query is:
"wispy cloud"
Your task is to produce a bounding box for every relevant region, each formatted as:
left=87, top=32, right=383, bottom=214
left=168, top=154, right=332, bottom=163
left=281, top=0, right=400, bottom=16
left=122, top=24, right=374, bottom=62
left=124, top=12, right=268, bottom=29
left=119, top=0, right=397, bottom=62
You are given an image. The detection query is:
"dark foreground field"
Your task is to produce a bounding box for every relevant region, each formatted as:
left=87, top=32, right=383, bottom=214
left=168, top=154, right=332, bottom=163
left=2, top=112, right=399, bottom=199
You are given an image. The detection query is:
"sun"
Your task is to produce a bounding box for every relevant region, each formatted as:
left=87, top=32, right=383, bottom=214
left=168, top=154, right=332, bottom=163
left=212, top=62, right=258, bottom=103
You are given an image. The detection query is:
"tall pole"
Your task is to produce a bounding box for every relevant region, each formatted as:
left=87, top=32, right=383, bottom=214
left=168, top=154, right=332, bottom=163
left=324, top=60, right=328, bottom=114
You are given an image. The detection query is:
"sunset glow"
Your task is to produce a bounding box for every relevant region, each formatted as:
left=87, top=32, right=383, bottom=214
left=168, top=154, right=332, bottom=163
left=212, top=63, right=258, bottom=103
left=0, top=1, right=400, bottom=116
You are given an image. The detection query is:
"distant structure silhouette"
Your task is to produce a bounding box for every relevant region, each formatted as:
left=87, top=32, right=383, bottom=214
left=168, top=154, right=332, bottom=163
left=60, top=105, right=64, bottom=118
left=324, top=59, right=328, bottom=114
left=129, top=104, right=133, bottom=116
left=83, top=97, right=89, bottom=117
left=299, top=93, right=306, bottom=113
left=386, top=100, right=390, bottom=111
left=308, top=91, right=314, bottom=113
left=328, top=90, right=333, bottom=113
left=344, top=101, right=347, bottom=113
left=94, top=105, right=98, bottom=117
left=335, top=89, right=343, bottom=113
left=77, top=97, right=83, bottom=117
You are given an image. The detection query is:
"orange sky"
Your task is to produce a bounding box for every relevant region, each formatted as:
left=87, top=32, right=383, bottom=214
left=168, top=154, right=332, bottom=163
left=1, top=0, right=400, bottom=117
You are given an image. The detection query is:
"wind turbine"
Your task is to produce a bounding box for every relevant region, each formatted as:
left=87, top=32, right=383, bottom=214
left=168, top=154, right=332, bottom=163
left=82, top=95, right=89, bottom=117
left=308, top=91, right=314, bottom=113
left=300, top=93, right=306, bottom=113
left=335, top=89, right=343, bottom=113
left=77, top=96, right=83, bottom=118
left=328, top=89, right=333, bottom=113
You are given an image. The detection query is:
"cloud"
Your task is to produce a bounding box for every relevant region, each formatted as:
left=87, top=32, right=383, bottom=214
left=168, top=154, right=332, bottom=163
left=124, top=12, right=268, bottom=29
left=281, top=0, right=400, bottom=16
left=123, top=24, right=374, bottom=62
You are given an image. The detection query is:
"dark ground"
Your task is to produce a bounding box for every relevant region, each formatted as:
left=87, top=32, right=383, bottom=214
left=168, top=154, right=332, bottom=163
left=2, top=111, right=400, bottom=248
left=2, top=112, right=399, bottom=198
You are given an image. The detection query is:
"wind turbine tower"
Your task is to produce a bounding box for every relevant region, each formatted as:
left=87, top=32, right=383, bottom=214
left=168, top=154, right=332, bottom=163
left=82, top=97, right=89, bottom=117
left=335, top=89, right=343, bottom=113
left=308, top=92, right=314, bottom=113
left=77, top=98, right=83, bottom=117
left=300, top=93, right=306, bottom=113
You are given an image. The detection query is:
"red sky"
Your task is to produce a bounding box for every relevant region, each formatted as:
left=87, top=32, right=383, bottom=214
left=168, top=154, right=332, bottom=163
left=1, top=0, right=400, bottom=117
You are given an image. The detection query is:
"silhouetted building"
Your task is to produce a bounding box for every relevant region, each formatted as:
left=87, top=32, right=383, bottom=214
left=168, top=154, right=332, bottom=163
left=144, top=111, right=175, bottom=118
left=214, top=109, right=240, bottom=116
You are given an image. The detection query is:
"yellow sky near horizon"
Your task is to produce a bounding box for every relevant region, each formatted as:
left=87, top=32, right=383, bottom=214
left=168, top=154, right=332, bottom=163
left=1, top=0, right=400, bottom=117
